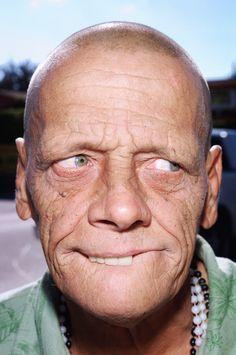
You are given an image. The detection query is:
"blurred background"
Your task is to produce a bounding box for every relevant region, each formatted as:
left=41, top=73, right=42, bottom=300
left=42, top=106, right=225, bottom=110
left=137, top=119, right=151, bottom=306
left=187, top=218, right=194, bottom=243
left=1, top=0, right=236, bottom=292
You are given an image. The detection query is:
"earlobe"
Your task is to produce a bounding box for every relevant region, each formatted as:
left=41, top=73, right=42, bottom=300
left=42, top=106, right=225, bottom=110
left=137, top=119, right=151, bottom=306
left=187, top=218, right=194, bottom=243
left=15, top=138, right=32, bottom=220
left=201, top=145, right=222, bottom=229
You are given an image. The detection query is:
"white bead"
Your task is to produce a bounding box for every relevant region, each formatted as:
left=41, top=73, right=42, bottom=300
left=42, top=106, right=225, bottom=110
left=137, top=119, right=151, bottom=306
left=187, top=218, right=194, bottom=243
left=199, top=303, right=206, bottom=311
left=60, top=325, right=66, bottom=333
left=194, top=326, right=203, bottom=336
left=202, top=322, right=208, bottom=330
left=191, top=305, right=200, bottom=314
left=191, top=277, right=198, bottom=285
left=202, top=330, right=207, bottom=338
left=195, top=285, right=202, bottom=294
left=195, top=338, right=203, bottom=347
left=191, top=295, right=198, bottom=304
left=200, top=312, right=207, bottom=321
left=193, top=315, right=201, bottom=325
left=197, top=293, right=204, bottom=302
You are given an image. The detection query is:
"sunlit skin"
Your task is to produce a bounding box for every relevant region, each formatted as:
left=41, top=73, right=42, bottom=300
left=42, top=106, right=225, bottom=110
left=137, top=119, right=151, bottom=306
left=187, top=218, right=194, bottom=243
left=15, top=24, right=222, bottom=354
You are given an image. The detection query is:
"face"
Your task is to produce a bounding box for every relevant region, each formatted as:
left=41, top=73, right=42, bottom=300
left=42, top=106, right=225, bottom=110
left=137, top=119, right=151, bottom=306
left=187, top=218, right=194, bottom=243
left=16, top=47, right=221, bottom=326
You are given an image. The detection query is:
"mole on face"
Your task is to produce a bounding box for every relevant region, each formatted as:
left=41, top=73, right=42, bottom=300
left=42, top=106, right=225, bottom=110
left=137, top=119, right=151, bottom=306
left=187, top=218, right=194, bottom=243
left=59, top=191, right=67, bottom=198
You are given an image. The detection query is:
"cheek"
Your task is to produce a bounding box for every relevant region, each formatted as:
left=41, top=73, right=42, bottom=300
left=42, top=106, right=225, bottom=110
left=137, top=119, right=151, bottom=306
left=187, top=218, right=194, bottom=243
left=29, top=164, right=96, bottom=228
left=147, top=178, right=207, bottom=250
left=28, top=173, right=94, bottom=265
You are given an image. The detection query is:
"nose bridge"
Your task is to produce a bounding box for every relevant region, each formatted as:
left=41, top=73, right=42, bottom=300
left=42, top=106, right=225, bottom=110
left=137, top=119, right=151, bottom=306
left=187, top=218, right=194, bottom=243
left=88, top=153, right=151, bottom=231
left=106, top=152, right=134, bottom=187
left=105, top=154, right=142, bottom=214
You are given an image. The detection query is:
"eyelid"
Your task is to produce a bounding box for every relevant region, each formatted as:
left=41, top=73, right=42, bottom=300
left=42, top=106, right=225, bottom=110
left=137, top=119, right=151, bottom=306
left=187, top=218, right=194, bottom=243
left=146, top=158, right=180, bottom=172
left=56, top=154, right=90, bottom=168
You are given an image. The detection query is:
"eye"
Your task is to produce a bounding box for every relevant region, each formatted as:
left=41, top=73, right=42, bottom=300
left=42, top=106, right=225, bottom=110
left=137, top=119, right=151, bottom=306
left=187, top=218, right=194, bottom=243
left=58, top=154, right=89, bottom=168
left=148, top=159, right=180, bottom=172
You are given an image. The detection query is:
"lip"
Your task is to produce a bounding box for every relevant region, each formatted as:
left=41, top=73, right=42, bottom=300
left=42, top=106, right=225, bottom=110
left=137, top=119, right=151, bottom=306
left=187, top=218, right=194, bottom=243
left=78, top=248, right=163, bottom=259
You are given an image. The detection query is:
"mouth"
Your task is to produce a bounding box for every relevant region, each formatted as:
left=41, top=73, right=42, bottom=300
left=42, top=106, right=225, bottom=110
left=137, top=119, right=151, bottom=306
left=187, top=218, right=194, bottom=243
left=89, top=255, right=133, bottom=266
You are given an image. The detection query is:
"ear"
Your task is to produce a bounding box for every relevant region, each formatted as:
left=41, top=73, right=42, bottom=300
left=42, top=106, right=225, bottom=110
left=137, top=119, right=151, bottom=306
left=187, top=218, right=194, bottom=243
left=15, top=138, right=32, bottom=220
left=201, top=145, right=222, bottom=229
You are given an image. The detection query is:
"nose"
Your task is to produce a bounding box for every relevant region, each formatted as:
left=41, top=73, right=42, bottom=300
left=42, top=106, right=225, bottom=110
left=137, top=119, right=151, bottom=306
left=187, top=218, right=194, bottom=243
left=88, top=185, right=151, bottom=232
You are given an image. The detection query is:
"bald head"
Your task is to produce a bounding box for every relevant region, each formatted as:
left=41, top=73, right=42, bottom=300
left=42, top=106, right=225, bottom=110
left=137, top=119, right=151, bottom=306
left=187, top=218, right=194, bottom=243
left=24, top=22, right=212, bottom=152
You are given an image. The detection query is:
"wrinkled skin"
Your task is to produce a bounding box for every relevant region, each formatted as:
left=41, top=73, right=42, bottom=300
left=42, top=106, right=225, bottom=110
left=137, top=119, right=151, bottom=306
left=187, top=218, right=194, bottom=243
left=16, top=46, right=222, bottom=354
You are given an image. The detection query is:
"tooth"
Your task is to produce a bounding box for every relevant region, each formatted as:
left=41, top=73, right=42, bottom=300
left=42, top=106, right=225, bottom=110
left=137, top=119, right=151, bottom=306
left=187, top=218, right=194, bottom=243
left=89, top=256, right=133, bottom=266
left=96, top=257, right=104, bottom=264
left=104, top=258, right=118, bottom=266
left=118, top=256, right=133, bottom=266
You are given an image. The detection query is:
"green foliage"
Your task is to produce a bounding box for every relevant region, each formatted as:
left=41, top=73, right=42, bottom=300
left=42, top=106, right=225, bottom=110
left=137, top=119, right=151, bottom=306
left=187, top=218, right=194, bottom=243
left=0, top=60, right=37, bottom=92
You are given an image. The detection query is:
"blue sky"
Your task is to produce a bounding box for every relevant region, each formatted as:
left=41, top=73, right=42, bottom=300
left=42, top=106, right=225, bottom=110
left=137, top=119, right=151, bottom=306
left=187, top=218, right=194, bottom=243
left=1, top=0, right=235, bottom=79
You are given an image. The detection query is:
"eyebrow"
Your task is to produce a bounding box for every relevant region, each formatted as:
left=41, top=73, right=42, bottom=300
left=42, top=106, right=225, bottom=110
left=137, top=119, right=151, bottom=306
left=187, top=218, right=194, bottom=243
left=35, top=136, right=200, bottom=173
left=36, top=140, right=104, bottom=162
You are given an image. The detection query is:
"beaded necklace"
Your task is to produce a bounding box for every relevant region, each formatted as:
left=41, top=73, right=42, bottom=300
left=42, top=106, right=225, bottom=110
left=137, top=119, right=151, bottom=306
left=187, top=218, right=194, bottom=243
left=190, top=269, right=209, bottom=354
left=58, top=269, right=209, bottom=354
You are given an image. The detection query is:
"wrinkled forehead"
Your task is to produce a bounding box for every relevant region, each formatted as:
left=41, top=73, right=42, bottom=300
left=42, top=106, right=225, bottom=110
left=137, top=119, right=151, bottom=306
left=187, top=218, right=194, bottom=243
left=25, top=46, right=206, bottom=158
left=39, top=47, right=202, bottom=119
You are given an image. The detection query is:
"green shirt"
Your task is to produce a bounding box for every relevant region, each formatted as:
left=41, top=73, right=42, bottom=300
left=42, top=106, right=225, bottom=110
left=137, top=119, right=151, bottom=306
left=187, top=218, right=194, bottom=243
left=1, top=236, right=236, bottom=354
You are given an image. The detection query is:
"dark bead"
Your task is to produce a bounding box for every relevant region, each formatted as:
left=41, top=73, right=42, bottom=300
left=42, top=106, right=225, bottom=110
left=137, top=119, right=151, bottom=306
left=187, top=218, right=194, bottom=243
left=204, top=293, right=209, bottom=300
left=65, top=331, right=71, bottom=338
left=199, top=278, right=206, bottom=285
left=190, top=349, right=196, bottom=355
left=191, top=327, right=196, bottom=336
left=194, top=270, right=201, bottom=278
left=201, top=284, right=208, bottom=291
left=206, top=302, right=209, bottom=309
left=190, top=337, right=196, bottom=346
left=66, top=340, right=72, bottom=348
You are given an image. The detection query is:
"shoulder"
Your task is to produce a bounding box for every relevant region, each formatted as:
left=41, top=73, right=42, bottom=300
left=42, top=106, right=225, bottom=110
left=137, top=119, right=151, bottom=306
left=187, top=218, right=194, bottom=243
left=197, top=235, right=236, bottom=288
left=0, top=279, right=41, bottom=318
left=0, top=279, right=41, bottom=353
left=196, top=236, right=236, bottom=353
left=215, top=256, right=236, bottom=277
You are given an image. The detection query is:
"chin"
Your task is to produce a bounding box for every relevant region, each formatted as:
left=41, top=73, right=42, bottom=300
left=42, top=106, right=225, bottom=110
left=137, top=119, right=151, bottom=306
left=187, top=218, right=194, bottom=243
left=78, top=285, right=168, bottom=329
left=56, top=251, right=178, bottom=327
left=84, top=299, right=156, bottom=328
left=97, top=312, right=148, bottom=328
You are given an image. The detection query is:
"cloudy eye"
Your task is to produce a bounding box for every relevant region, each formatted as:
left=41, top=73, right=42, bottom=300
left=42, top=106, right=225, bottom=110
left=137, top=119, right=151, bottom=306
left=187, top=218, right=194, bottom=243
left=58, top=154, right=89, bottom=168
left=151, top=159, right=180, bottom=172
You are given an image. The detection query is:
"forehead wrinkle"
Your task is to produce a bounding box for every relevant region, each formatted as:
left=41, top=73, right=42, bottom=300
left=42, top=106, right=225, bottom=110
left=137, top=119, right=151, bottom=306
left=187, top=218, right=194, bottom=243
left=53, top=67, right=177, bottom=86
left=49, top=64, right=185, bottom=99
left=44, top=103, right=181, bottom=129
left=24, top=22, right=212, bottom=152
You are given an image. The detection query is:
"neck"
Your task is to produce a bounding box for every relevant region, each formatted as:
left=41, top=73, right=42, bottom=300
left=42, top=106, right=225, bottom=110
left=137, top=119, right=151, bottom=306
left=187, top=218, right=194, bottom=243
left=66, top=276, right=193, bottom=355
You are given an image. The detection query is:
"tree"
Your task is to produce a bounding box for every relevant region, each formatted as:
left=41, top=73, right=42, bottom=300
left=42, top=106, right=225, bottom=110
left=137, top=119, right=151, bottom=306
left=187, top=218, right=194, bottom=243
left=0, top=60, right=37, bottom=92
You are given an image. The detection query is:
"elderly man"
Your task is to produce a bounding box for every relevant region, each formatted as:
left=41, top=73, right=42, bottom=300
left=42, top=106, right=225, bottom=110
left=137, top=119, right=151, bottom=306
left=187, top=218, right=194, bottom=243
left=0, top=22, right=235, bottom=354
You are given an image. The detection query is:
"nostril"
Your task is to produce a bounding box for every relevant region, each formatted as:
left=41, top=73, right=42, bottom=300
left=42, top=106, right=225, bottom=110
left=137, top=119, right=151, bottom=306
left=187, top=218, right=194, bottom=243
left=94, top=220, right=120, bottom=231
left=100, top=220, right=117, bottom=226
left=95, top=219, right=144, bottom=232
left=131, top=220, right=144, bottom=229
left=88, top=190, right=152, bottom=231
